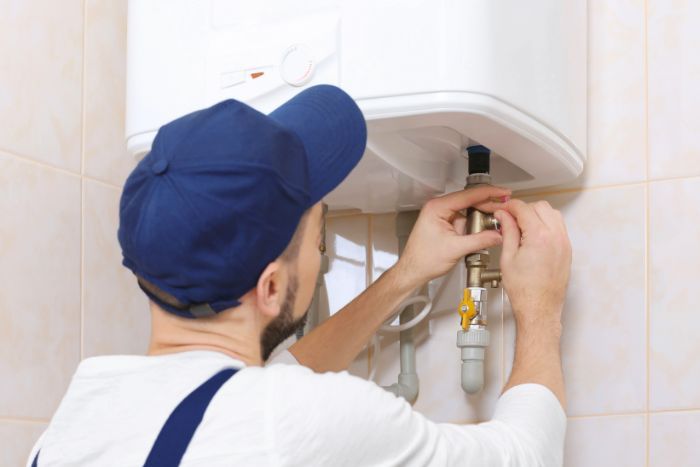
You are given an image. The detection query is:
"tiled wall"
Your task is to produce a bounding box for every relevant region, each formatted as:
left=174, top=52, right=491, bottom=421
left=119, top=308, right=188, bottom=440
left=0, top=1, right=697, bottom=466
left=0, top=1, right=148, bottom=465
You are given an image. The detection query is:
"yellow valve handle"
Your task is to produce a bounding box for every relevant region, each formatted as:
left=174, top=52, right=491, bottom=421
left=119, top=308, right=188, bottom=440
left=458, top=289, right=477, bottom=331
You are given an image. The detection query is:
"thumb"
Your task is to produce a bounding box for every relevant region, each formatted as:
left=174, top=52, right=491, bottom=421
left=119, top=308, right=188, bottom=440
left=449, top=229, right=502, bottom=258
left=494, top=210, right=520, bottom=262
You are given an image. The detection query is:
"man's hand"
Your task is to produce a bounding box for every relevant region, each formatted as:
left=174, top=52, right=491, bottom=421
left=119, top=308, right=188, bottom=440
left=494, top=200, right=572, bottom=328
left=395, top=185, right=512, bottom=289
left=496, top=199, right=572, bottom=408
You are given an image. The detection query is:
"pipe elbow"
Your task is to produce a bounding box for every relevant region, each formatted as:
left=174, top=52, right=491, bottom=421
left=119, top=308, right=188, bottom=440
left=397, top=373, right=419, bottom=404
left=384, top=374, right=420, bottom=404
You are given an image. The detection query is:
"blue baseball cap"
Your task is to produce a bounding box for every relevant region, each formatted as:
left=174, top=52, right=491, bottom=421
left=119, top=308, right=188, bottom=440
left=118, top=85, right=367, bottom=318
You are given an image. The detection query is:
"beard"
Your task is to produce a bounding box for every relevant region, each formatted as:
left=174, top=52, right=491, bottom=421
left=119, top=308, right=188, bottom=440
left=260, top=273, right=309, bottom=361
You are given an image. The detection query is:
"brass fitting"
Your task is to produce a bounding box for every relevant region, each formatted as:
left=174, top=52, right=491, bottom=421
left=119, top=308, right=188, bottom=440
left=462, top=154, right=502, bottom=327
left=467, top=210, right=500, bottom=237
left=465, top=210, right=502, bottom=289
left=457, top=144, right=500, bottom=395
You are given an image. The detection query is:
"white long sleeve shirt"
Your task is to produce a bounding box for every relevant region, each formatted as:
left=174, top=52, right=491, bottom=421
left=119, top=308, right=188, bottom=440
left=28, top=350, right=566, bottom=466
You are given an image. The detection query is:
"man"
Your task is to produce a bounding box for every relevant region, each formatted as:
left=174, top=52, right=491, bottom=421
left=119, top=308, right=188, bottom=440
left=29, top=85, right=571, bottom=466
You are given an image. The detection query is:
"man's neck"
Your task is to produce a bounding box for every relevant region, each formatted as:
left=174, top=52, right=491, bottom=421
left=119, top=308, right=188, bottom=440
left=147, top=302, right=265, bottom=366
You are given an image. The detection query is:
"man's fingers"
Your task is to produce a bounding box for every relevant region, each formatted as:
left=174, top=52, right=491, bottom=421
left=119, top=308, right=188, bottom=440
left=533, top=200, right=565, bottom=233
left=427, top=186, right=511, bottom=218
left=449, top=229, right=503, bottom=258
left=473, top=199, right=510, bottom=214
left=494, top=209, right=520, bottom=261
left=500, top=199, right=542, bottom=232
left=451, top=212, right=467, bottom=234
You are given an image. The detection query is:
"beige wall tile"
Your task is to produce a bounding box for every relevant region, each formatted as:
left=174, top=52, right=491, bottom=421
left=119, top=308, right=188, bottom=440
left=517, top=0, right=646, bottom=196
left=83, top=180, right=150, bottom=357
left=317, top=215, right=370, bottom=377
left=506, top=186, right=647, bottom=416
left=0, top=421, right=46, bottom=467
left=650, top=411, right=700, bottom=467
left=648, top=0, right=700, bottom=179
left=0, top=0, right=83, bottom=172
left=578, top=0, right=647, bottom=187
left=370, top=213, right=398, bottom=282
left=325, top=216, right=369, bottom=315
left=565, top=415, right=646, bottom=467
left=649, top=178, right=700, bottom=410
left=0, top=155, right=81, bottom=418
left=84, top=0, right=136, bottom=186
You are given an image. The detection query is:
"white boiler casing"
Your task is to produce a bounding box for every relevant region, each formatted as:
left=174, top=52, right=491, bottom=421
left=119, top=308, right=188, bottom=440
left=126, top=0, right=586, bottom=213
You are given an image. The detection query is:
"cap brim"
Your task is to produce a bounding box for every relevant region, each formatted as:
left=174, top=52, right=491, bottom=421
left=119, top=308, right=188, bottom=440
left=269, top=85, right=367, bottom=205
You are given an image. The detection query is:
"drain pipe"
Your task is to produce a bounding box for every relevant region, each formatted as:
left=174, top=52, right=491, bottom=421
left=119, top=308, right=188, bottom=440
left=384, top=210, right=422, bottom=403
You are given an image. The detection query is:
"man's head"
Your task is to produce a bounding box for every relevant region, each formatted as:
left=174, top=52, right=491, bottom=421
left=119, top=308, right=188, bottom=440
left=118, top=85, right=364, bottom=364
left=138, top=203, right=325, bottom=361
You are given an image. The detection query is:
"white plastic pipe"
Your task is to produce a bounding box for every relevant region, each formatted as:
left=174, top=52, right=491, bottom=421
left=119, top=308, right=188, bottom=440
left=457, top=324, right=490, bottom=394
left=382, top=211, right=421, bottom=403
left=379, top=296, right=431, bottom=333
left=459, top=338, right=488, bottom=394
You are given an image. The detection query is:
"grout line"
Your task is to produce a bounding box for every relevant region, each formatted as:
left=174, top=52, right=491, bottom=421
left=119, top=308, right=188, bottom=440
left=517, top=172, right=700, bottom=199
left=645, top=412, right=650, bottom=464
left=650, top=406, right=700, bottom=415
left=80, top=178, right=86, bottom=361
left=0, top=149, right=81, bottom=180
left=643, top=0, right=651, bottom=464
left=645, top=182, right=651, bottom=467
left=648, top=173, right=700, bottom=184
left=568, top=412, right=648, bottom=421
left=516, top=180, right=647, bottom=198
left=567, top=407, right=700, bottom=421
left=81, top=0, right=87, bottom=177
left=79, top=0, right=88, bottom=362
left=0, top=149, right=124, bottom=190
left=0, top=417, right=50, bottom=425
left=84, top=175, right=123, bottom=191
left=438, top=411, right=699, bottom=423
left=644, top=3, right=650, bottom=185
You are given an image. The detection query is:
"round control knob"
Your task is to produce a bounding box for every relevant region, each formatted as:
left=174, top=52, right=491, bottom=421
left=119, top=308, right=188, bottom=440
left=280, top=44, right=315, bottom=87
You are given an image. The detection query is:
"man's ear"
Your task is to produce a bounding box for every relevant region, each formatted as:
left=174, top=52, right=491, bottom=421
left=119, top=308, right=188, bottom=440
left=255, top=261, right=286, bottom=319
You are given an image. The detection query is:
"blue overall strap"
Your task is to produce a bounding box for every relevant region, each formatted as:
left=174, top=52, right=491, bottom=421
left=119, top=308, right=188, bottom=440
left=143, top=368, right=238, bottom=467
left=29, top=368, right=238, bottom=467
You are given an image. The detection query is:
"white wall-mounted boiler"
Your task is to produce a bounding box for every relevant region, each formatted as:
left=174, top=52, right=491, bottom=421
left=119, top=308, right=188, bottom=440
left=126, top=0, right=586, bottom=213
